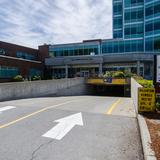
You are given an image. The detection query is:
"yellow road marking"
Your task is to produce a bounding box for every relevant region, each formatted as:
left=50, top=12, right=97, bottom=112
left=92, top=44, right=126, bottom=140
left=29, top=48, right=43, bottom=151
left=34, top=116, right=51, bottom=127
left=0, top=100, right=78, bottom=129
left=106, top=98, right=122, bottom=115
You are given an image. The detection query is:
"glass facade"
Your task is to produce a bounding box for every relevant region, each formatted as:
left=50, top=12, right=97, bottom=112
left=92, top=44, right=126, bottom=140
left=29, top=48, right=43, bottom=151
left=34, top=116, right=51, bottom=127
left=113, top=29, right=123, bottom=38
left=145, top=0, right=160, bottom=52
left=49, top=44, right=99, bottom=57
left=123, top=0, right=144, bottom=39
left=16, top=51, right=35, bottom=60
left=113, top=0, right=123, bottom=38
left=145, top=19, right=160, bottom=36
left=0, top=66, right=19, bottom=78
left=124, top=0, right=144, bottom=8
left=124, top=8, right=144, bottom=23
left=102, top=39, right=144, bottom=54
left=113, top=16, right=123, bottom=29
left=49, top=0, right=160, bottom=57
left=145, top=0, right=160, bottom=19
left=124, top=23, right=144, bottom=38
left=145, top=34, right=160, bottom=52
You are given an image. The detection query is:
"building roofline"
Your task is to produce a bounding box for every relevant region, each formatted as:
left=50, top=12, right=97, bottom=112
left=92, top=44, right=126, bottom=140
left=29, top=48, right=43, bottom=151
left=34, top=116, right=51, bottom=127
left=0, top=40, right=38, bottom=51
left=42, top=38, right=130, bottom=47
left=102, top=38, right=123, bottom=42
left=49, top=40, right=102, bottom=48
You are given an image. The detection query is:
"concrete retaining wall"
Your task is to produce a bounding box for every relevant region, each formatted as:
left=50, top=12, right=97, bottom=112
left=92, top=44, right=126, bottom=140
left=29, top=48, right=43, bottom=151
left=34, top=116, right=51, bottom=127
left=131, top=78, right=142, bottom=113
left=0, top=78, right=86, bottom=101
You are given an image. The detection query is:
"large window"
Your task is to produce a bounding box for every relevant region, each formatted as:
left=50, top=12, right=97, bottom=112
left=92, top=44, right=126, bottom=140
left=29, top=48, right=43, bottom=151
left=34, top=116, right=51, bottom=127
left=125, top=0, right=144, bottom=8
left=49, top=44, right=99, bottom=57
left=145, top=36, right=160, bottom=52
left=145, top=1, right=160, bottom=19
left=145, top=19, right=160, bottom=36
left=125, top=8, right=143, bottom=23
left=16, top=52, right=35, bottom=60
left=0, top=48, right=5, bottom=55
left=124, top=23, right=144, bottom=38
left=113, top=30, right=123, bottom=38
left=113, top=17, right=123, bottom=29
left=102, top=39, right=144, bottom=54
left=0, top=66, right=19, bottom=78
left=113, top=2, right=122, bottom=15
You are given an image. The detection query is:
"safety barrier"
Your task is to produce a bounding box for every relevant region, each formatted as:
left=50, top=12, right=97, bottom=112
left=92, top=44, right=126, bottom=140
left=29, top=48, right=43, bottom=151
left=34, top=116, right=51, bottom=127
left=131, top=78, right=143, bottom=113
left=0, top=78, right=87, bottom=101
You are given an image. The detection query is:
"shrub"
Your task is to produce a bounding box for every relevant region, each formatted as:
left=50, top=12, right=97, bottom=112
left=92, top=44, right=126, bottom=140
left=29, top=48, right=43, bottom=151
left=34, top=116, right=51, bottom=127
left=31, top=75, right=41, bottom=81
left=124, top=71, right=134, bottom=78
left=103, top=71, right=112, bottom=78
left=103, top=71, right=141, bottom=79
left=132, top=74, right=143, bottom=80
left=156, top=102, right=160, bottom=111
left=112, top=71, right=125, bottom=79
left=13, top=75, right=24, bottom=82
left=137, top=79, right=153, bottom=88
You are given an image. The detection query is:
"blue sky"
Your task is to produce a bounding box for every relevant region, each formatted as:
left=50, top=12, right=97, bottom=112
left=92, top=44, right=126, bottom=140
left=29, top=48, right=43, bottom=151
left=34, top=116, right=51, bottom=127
left=0, top=0, right=112, bottom=48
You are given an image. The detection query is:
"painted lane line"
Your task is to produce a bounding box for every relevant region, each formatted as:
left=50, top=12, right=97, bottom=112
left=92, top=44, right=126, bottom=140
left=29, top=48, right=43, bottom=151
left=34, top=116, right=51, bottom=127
left=0, top=106, right=16, bottom=114
left=106, top=98, right=122, bottom=115
left=42, top=112, right=83, bottom=140
left=0, top=100, right=79, bottom=129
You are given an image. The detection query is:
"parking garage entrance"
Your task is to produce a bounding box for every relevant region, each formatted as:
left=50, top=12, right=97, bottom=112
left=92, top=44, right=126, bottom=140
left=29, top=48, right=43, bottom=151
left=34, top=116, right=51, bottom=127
left=86, top=78, right=131, bottom=97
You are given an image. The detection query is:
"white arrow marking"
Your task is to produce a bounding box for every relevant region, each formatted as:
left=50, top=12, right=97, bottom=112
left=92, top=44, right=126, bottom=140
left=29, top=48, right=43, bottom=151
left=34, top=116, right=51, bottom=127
left=0, top=106, right=16, bottom=114
left=42, top=112, right=83, bottom=140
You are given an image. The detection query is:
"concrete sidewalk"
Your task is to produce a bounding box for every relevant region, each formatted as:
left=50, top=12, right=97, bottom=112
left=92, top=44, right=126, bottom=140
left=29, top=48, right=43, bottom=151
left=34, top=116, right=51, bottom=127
left=138, top=114, right=157, bottom=160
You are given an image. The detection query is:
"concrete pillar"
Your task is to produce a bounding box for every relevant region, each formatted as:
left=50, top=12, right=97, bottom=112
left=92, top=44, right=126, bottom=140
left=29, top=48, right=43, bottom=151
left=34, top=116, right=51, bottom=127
left=137, top=61, right=140, bottom=76
left=65, top=65, right=68, bottom=78
left=99, top=63, right=103, bottom=76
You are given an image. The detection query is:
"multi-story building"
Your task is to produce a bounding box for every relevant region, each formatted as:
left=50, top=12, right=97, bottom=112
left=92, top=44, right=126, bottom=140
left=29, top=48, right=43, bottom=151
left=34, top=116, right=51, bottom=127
left=0, top=41, right=48, bottom=82
left=45, top=0, right=160, bottom=79
left=0, top=0, right=159, bottom=81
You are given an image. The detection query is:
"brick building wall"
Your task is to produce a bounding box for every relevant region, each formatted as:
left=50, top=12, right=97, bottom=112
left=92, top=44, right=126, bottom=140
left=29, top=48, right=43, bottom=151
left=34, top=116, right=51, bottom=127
left=0, top=41, right=49, bottom=82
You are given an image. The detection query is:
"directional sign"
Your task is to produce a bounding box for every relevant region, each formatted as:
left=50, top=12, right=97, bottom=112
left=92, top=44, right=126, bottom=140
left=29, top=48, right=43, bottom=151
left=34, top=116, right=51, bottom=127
left=0, top=106, right=16, bottom=114
left=42, top=112, right=83, bottom=140
left=138, top=88, right=155, bottom=112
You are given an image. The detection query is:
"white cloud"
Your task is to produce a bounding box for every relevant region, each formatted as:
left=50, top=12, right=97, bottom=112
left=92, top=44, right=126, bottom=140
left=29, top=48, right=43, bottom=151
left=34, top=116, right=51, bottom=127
left=0, top=0, right=112, bottom=48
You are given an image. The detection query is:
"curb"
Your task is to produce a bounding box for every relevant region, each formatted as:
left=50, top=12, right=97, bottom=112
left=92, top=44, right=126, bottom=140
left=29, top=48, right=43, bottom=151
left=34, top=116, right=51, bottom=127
left=137, top=114, right=157, bottom=160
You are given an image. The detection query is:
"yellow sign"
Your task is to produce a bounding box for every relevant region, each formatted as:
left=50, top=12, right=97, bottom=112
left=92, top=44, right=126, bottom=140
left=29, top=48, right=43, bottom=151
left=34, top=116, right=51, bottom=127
left=112, top=79, right=126, bottom=85
left=138, top=88, right=155, bottom=112
left=86, top=78, right=126, bottom=85
left=86, top=79, right=104, bottom=84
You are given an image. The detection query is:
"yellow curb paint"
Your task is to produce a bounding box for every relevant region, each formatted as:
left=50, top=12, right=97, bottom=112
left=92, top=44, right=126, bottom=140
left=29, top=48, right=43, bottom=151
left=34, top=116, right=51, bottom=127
left=106, top=98, right=122, bottom=115
left=0, top=100, right=78, bottom=129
